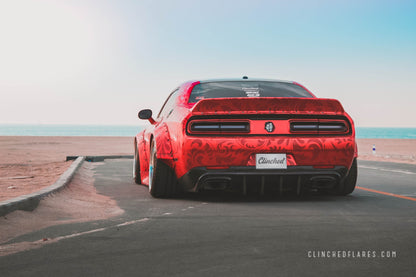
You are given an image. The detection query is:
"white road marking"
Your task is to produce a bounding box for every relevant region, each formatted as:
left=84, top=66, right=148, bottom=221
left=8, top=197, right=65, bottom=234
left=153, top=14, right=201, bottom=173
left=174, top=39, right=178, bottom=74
left=0, top=217, right=150, bottom=256
left=1, top=201, right=209, bottom=256
left=116, top=218, right=149, bottom=227
left=359, top=165, right=416, bottom=175
left=52, top=228, right=107, bottom=241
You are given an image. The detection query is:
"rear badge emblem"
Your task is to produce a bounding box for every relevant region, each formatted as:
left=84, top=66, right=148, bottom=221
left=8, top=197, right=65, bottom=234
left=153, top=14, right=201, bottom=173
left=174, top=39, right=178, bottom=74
left=265, top=122, right=275, bottom=133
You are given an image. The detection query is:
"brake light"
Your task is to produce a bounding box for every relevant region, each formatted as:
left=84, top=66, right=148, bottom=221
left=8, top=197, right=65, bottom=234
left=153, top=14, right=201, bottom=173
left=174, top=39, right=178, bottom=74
left=290, top=122, right=319, bottom=132
left=188, top=120, right=250, bottom=134
left=187, top=118, right=350, bottom=135
left=290, top=120, right=349, bottom=134
left=318, top=123, right=347, bottom=132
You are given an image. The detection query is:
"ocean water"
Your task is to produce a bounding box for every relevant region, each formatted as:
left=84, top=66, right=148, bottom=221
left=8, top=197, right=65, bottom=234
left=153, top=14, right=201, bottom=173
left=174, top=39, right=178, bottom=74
left=355, top=127, right=416, bottom=139
left=0, top=124, right=415, bottom=139
left=0, top=124, right=143, bottom=137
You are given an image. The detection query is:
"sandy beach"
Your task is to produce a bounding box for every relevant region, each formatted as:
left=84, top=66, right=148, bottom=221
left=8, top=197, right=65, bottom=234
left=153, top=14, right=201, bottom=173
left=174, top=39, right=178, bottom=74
left=0, top=136, right=132, bottom=201
left=0, top=136, right=415, bottom=201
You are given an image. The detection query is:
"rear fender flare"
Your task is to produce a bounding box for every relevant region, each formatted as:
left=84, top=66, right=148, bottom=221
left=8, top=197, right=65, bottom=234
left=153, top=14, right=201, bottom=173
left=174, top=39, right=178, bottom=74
left=153, top=123, right=174, bottom=166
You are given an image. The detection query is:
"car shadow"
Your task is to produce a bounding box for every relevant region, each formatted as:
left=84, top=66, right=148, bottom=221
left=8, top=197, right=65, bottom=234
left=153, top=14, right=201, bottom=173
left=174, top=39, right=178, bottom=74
left=175, top=190, right=360, bottom=204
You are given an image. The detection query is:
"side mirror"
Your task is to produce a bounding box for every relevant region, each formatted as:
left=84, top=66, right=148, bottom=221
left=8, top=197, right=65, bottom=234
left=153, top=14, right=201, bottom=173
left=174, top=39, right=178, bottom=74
left=138, top=109, right=152, bottom=119
left=138, top=109, right=156, bottom=125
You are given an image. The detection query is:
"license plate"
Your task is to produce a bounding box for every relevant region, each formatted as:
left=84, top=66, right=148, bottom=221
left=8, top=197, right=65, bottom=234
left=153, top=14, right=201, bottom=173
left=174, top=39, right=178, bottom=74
left=256, top=154, right=287, bottom=169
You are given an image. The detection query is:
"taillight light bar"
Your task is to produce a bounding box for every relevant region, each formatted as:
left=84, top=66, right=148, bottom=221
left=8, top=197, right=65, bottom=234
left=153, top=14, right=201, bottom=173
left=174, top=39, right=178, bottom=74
left=290, top=120, right=349, bottom=134
left=189, top=121, right=250, bottom=134
left=187, top=118, right=351, bottom=136
left=318, top=123, right=348, bottom=132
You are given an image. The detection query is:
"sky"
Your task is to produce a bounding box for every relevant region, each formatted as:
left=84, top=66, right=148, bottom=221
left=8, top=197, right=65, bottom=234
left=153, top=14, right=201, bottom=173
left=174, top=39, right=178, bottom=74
left=0, top=0, right=415, bottom=127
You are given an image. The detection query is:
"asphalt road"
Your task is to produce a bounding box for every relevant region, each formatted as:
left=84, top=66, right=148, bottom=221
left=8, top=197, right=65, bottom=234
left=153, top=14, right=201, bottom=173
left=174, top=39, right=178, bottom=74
left=1, top=159, right=415, bottom=276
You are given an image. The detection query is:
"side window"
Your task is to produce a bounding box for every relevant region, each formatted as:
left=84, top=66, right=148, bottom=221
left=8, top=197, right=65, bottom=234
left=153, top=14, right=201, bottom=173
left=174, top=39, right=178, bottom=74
left=157, top=88, right=179, bottom=119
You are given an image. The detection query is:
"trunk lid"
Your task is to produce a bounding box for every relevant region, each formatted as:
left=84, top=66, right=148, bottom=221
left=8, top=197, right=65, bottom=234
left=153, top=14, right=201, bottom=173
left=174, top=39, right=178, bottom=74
left=191, top=97, right=345, bottom=115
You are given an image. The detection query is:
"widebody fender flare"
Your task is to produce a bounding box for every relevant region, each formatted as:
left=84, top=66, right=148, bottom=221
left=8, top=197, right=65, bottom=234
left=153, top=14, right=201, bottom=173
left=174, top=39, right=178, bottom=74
left=153, top=123, right=175, bottom=168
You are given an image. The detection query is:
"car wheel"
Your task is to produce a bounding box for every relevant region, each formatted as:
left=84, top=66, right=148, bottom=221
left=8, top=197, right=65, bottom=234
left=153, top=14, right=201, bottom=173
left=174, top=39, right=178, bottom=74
left=335, top=158, right=357, bottom=196
left=148, top=140, right=178, bottom=198
left=133, top=145, right=141, bottom=184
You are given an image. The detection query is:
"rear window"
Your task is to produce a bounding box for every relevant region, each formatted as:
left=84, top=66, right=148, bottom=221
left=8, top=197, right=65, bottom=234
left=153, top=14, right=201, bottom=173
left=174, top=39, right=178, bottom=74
left=189, top=81, right=313, bottom=103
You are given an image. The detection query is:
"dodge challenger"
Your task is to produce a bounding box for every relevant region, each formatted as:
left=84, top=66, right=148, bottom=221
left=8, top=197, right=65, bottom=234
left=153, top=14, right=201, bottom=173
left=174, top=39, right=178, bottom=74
left=134, top=78, right=357, bottom=198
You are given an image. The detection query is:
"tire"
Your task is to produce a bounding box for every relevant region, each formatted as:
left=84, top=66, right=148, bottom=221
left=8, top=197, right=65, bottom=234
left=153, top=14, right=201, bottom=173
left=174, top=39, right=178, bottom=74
left=335, top=158, right=358, bottom=196
left=148, top=140, right=178, bottom=198
left=133, top=144, right=141, bottom=184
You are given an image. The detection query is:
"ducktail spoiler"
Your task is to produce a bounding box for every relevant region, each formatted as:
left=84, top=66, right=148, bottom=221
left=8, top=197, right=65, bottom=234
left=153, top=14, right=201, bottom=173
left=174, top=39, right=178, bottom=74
left=191, top=98, right=345, bottom=115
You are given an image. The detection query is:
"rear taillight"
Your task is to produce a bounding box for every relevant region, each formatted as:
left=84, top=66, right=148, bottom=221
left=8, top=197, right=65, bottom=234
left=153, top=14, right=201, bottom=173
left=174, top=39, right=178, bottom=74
left=290, top=122, right=319, bottom=132
left=318, top=123, right=348, bottom=132
left=187, top=117, right=351, bottom=136
left=188, top=121, right=250, bottom=134
left=290, top=120, right=348, bottom=134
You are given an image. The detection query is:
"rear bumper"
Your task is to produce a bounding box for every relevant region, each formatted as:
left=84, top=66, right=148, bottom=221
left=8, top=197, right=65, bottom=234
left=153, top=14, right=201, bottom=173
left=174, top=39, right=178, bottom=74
left=175, top=136, right=356, bottom=179
left=178, top=165, right=348, bottom=192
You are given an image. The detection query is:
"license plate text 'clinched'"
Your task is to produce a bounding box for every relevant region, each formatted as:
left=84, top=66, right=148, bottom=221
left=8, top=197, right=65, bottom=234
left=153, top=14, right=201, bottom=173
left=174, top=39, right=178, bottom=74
left=256, top=154, right=287, bottom=169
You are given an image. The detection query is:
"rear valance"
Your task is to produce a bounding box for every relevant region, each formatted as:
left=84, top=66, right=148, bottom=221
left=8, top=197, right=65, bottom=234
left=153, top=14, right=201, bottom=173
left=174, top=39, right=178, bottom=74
left=191, top=98, right=345, bottom=115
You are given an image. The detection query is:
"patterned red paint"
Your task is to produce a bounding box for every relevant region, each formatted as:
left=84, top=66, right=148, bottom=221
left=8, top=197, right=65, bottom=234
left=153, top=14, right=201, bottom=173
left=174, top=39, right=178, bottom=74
left=136, top=131, right=149, bottom=184
left=177, top=80, right=200, bottom=108
left=192, top=98, right=344, bottom=115
left=153, top=123, right=173, bottom=160
left=172, top=136, right=355, bottom=178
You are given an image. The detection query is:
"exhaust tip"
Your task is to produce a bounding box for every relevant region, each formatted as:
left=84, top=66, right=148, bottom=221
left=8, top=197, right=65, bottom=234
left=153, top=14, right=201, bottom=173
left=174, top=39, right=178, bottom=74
left=202, top=177, right=231, bottom=190
left=309, top=176, right=337, bottom=189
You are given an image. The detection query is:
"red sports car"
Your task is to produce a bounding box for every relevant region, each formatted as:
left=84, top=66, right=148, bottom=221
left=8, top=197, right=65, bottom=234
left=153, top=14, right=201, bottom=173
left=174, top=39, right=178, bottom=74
left=134, top=78, right=357, bottom=198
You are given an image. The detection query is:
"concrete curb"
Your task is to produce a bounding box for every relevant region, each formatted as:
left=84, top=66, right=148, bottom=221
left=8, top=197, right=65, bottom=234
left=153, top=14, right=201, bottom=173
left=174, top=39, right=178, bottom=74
left=0, top=156, right=86, bottom=217
left=66, top=155, right=133, bottom=162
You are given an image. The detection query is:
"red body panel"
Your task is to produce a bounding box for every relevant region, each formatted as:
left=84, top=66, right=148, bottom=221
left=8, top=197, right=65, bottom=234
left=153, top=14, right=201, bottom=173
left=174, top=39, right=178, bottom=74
left=172, top=136, right=355, bottom=179
left=192, top=98, right=344, bottom=115
left=135, top=80, right=357, bottom=188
